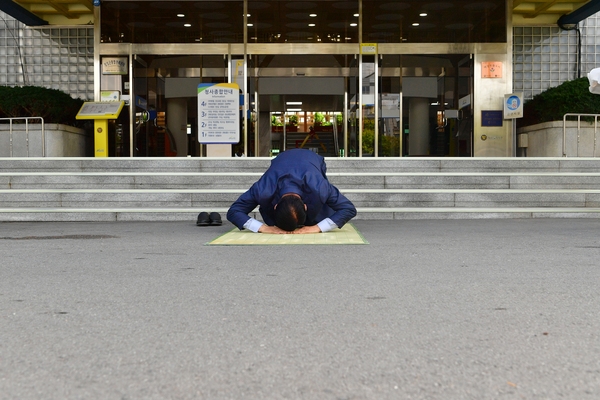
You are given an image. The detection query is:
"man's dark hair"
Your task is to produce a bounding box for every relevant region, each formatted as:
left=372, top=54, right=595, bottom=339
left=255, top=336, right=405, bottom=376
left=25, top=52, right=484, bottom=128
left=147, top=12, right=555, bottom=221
left=275, top=195, right=306, bottom=231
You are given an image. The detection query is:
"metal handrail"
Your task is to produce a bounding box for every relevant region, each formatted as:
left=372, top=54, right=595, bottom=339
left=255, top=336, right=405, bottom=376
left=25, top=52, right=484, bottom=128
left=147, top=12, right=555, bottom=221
left=0, top=117, right=45, bottom=157
left=562, top=113, right=600, bottom=157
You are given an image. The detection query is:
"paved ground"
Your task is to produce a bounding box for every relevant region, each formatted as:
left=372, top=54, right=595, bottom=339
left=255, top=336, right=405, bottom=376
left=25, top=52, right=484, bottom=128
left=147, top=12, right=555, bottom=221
left=1, top=218, right=599, bottom=399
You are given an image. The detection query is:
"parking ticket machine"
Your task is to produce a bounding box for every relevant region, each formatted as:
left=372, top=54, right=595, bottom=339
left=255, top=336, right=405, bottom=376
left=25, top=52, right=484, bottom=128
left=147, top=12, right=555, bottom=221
left=76, top=101, right=125, bottom=157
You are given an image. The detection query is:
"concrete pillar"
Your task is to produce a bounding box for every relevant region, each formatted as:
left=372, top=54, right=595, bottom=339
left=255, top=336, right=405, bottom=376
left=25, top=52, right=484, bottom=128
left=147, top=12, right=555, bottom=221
left=409, top=97, right=430, bottom=156
left=166, top=98, right=188, bottom=157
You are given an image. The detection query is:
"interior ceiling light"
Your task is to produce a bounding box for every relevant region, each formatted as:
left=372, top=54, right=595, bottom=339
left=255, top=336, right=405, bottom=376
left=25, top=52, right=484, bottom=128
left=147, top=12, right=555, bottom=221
left=247, top=23, right=253, bottom=26
left=412, top=23, right=419, bottom=26
left=309, top=23, right=315, bottom=27
left=286, top=101, right=302, bottom=105
left=184, top=23, right=191, bottom=27
left=420, top=13, right=427, bottom=17
left=350, top=23, right=357, bottom=27
left=354, top=13, right=359, bottom=17
left=287, top=108, right=302, bottom=112
left=310, top=14, right=317, bottom=17
left=177, top=14, right=185, bottom=17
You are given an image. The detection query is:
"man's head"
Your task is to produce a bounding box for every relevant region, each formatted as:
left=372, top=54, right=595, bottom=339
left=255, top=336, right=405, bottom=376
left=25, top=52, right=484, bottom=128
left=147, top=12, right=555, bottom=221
left=274, top=194, right=306, bottom=231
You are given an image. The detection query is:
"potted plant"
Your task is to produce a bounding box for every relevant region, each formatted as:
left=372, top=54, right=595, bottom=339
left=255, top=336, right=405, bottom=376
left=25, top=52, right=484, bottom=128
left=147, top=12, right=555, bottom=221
left=314, top=112, right=333, bottom=132
left=271, top=114, right=284, bottom=133
left=0, top=85, right=88, bottom=157
left=286, top=114, right=298, bottom=132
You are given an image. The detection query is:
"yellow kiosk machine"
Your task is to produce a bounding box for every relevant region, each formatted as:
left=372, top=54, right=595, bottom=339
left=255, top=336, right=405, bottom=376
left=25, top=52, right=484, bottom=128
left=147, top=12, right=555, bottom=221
left=76, top=101, right=125, bottom=157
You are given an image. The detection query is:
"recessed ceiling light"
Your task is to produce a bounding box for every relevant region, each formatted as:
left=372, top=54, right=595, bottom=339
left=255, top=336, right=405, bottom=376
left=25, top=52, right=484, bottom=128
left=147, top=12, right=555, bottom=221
left=350, top=23, right=357, bottom=27
left=412, top=23, right=419, bottom=26
left=247, top=23, right=253, bottom=26
left=184, top=23, right=191, bottom=27
left=354, top=13, right=359, bottom=17
left=177, top=14, right=185, bottom=18
left=287, top=108, right=302, bottom=112
left=420, top=13, right=427, bottom=17
left=309, top=23, right=315, bottom=27
left=287, top=101, right=302, bottom=105
left=309, top=14, right=317, bottom=17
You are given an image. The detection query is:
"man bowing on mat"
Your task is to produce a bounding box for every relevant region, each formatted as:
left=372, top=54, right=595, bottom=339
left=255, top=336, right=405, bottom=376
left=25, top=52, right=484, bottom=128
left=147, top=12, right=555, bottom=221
left=227, top=148, right=357, bottom=234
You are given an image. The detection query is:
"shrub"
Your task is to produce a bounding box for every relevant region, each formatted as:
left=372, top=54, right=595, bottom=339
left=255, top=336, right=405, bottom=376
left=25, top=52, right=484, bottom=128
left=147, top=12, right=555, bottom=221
left=0, top=86, right=85, bottom=126
left=362, top=119, right=375, bottom=155
left=519, top=78, right=600, bottom=127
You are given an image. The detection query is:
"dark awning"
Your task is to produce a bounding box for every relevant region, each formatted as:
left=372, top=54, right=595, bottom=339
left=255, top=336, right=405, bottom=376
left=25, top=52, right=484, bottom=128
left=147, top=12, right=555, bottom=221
left=558, top=0, right=600, bottom=27
left=1, top=1, right=48, bottom=26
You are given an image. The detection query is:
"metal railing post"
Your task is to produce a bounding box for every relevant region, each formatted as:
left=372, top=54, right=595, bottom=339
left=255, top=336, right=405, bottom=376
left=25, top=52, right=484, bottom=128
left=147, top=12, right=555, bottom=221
left=563, top=113, right=600, bottom=157
left=1, top=117, right=45, bottom=157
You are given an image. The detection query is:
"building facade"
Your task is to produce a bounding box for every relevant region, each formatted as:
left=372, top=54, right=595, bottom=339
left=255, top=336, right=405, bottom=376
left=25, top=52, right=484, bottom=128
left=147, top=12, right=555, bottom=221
left=1, top=1, right=598, bottom=158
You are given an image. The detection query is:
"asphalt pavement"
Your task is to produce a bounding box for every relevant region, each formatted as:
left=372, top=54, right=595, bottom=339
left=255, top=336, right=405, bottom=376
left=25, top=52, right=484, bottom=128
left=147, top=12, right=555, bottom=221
left=1, top=218, right=599, bottom=399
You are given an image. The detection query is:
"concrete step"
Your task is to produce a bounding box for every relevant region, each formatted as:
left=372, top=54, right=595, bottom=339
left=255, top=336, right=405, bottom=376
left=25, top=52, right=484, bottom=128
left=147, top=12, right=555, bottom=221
left=1, top=207, right=600, bottom=222
left=5, top=157, right=600, bottom=173
left=2, top=189, right=600, bottom=209
left=5, top=172, right=600, bottom=190
left=4, top=157, right=600, bottom=222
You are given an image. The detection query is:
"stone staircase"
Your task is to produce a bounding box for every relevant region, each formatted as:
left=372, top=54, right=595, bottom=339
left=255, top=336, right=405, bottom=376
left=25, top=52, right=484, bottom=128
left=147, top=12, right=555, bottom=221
left=2, top=157, right=600, bottom=222
left=285, top=131, right=338, bottom=157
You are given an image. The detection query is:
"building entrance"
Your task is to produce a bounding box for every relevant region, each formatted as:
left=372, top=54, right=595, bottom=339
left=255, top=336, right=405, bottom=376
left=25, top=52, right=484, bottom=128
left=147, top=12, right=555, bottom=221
left=247, top=53, right=473, bottom=158
left=116, top=52, right=473, bottom=158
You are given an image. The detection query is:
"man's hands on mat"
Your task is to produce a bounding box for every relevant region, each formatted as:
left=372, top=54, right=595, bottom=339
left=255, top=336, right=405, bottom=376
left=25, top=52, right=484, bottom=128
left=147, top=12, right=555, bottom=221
left=258, top=225, right=322, bottom=234
left=291, top=225, right=321, bottom=234
left=258, top=225, right=289, bottom=234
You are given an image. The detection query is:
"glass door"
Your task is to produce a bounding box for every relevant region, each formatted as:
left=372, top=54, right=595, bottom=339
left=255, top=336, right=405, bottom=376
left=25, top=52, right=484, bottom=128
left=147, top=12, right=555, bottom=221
left=250, top=54, right=352, bottom=157
left=346, top=55, right=359, bottom=157
left=399, top=54, right=473, bottom=157
left=132, top=55, right=150, bottom=157
left=379, top=55, right=402, bottom=157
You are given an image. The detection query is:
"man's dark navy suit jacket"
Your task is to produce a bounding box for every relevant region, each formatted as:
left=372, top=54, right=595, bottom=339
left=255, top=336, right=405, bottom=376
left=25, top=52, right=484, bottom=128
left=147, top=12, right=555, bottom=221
left=227, top=148, right=357, bottom=230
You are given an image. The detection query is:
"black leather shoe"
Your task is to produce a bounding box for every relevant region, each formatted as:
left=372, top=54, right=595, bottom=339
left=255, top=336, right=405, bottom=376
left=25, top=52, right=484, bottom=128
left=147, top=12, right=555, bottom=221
left=196, top=212, right=210, bottom=226
left=209, top=212, right=222, bottom=226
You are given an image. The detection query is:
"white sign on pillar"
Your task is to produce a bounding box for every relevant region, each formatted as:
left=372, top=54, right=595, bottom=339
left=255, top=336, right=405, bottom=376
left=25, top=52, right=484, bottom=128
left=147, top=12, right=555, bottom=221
left=503, top=93, right=524, bottom=119
left=198, top=83, right=240, bottom=144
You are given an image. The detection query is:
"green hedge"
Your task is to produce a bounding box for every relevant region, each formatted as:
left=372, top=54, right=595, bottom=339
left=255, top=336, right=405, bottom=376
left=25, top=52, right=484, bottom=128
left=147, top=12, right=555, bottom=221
left=0, top=86, right=85, bottom=126
left=519, top=78, right=600, bottom=127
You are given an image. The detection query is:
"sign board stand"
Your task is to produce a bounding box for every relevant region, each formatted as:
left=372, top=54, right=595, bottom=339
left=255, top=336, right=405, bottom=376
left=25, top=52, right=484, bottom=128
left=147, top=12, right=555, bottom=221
left=503, top=93, right=524, bottom=157
left=198, top=83, right=240, bottom=157
left=76, top=101, right=125, bottom=157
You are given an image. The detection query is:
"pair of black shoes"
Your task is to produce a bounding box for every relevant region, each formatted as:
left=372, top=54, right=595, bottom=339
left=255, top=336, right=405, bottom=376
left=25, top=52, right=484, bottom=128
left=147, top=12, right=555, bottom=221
left=196, top=212, right=222, bottom=226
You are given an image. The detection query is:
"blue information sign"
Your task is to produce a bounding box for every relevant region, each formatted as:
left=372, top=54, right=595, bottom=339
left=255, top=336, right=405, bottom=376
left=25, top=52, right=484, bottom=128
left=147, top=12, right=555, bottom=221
left=481, top=110, right=503, bottom=127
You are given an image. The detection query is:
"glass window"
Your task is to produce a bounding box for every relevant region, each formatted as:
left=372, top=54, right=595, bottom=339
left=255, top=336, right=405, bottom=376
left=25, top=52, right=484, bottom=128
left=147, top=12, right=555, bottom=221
left=248, top=0, right=359, bottom=43
left=101, top=1, right=244, bottom=43
left=362, top=0, right=506, bottom=43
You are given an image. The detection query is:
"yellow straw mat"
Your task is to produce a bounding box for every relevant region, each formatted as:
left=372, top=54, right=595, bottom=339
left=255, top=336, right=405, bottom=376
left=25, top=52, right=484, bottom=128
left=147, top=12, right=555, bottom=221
left=206, top=223, right=368, bottom=245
